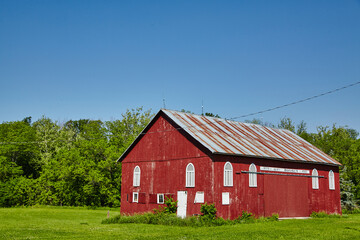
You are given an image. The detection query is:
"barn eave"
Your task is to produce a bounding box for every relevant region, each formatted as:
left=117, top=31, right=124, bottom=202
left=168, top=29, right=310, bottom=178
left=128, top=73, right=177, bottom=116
left=212, top=152, right=342, bottom=167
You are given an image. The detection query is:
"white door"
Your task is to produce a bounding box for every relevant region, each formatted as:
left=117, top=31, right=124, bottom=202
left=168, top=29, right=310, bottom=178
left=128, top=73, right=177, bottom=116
left=177, top=191, right=187, bottom=218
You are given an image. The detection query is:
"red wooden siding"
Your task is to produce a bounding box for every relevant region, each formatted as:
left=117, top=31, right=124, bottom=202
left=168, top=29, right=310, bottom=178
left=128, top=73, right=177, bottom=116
left=212, top=155, right=341, bottom=219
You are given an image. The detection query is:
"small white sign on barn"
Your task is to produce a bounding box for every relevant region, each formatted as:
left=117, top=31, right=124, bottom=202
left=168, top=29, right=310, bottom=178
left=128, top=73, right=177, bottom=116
left=222, top=192, right=230, bottom=205
left=260, top=166, right=310, bottom=174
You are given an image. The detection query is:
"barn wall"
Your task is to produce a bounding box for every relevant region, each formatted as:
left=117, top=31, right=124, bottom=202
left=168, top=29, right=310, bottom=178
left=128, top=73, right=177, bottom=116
left=212, top=155, right=341, bottom=219
left=121, top=115, right=214, bottom=216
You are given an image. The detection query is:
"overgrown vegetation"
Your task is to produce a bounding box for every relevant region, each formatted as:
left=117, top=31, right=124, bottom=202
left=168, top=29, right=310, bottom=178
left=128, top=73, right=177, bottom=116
left=310, top=211, right=342, bottom=218
left=102, top=212, right=279, bottom=227
left=153, top=196, right=178, bottom=214
left=102, top=203, right=279, bottom=227
left=200, top=203, right=217, bottom=220
left=340, top=208, right=360, bottom=214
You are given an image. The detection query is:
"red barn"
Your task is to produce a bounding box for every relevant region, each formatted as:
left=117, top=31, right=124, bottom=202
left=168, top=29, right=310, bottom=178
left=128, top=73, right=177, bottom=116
left=118, top=109, right=341, bottom=219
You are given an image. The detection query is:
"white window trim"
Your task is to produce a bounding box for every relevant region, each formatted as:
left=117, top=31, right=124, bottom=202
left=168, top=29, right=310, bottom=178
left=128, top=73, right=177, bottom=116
left=249, top=163, right=257, bottom=187
left=329, top=170, right=335, bottom=190
left=312, top=168, right=319, bottom=190
left=133, top=192, right=139, bottom=203
left=157, top=194, right=164, bottom=204
left=133, top=166, right=141, bottom=187
left=224, top=162, right=233, bottom=187
left=186, top=163, right=195, bottom=187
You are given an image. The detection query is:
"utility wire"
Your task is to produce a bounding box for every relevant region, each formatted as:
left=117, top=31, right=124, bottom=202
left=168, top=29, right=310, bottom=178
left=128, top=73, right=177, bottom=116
left=1, top=80, right=359, bottom=145
left=228, top=81, right=360, bottom=120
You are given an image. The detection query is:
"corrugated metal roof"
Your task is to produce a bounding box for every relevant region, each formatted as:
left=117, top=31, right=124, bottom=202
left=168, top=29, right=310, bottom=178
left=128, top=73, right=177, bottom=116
left=162, top=109, right=340, bottom=166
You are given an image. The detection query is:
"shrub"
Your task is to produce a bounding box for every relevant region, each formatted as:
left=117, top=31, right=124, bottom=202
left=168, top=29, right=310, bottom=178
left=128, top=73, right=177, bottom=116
left=269, top=213, right=279, bottom=221
left=235, top=211, right=254, bottom=223
left=153, top=196, right=178, bottom=214
left=164, top=196, right=177, bottom=214
left=342, top=207, right=360, bottom=214
left=350, top=208, right=360, bottom=214
left=200, top=203, right=217, bottom=220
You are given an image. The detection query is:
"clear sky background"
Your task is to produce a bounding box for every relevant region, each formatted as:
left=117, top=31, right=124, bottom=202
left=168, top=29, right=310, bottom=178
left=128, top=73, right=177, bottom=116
left=1, top=0, right=359, bottom=133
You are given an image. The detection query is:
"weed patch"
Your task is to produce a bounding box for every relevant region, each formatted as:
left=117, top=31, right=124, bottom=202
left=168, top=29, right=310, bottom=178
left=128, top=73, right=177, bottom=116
left=310, top=211, right=342, bottom=218
left=342, top=208, right=360, bottom=214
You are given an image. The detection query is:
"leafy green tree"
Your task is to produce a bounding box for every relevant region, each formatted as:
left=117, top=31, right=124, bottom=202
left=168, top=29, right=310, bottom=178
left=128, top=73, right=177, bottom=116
left=0, top=120, right=40, bottom=178
left=278, top=117, right=296, bottom=132
left=106, top=107, right=153, bottom=155
left=0, top=156, right=23, bottom=182
left=0, top=176, right=36, bottom=206
left=33, top=117, right=61, bottom=166
left=340, top=166, right=357, bottom=210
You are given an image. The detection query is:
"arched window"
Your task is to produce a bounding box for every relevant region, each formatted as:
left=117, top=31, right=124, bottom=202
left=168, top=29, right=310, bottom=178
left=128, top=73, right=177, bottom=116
left=186, top=163, right=195, bottom=187
left=224, top=162, right=233, bottom=186
left=249, top=163, right=257, bottom=187
left=133, top=166, right=140, bottom=187
left=312, top=168, right=319, bottom=189
left=329, top=170, right=335, bottom=190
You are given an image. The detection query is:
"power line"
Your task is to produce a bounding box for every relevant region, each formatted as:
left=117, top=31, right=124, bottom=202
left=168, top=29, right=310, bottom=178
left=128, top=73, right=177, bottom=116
left=228, top=81, right=360, bottom=120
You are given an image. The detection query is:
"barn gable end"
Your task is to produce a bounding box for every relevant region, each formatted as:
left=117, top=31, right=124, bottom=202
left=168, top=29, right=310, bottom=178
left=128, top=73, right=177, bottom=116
left=120, top=113, right=214, bottom=215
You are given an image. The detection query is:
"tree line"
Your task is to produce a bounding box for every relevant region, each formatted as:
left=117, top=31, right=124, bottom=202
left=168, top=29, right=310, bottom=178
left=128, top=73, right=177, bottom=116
left=0, top=109, right=359, bottom=209
left=0, top=107, right=153, bottom=207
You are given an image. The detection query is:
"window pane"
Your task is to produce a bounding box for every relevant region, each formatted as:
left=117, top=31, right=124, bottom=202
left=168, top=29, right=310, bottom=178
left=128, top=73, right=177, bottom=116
left=133, top=166, right=141, bottom=187
left=187, top=164, right=194, bottom=171
left=225, top=171, right=228, bottom=186
left=224, top=162, right=233, bottom=187
left=157, top=194, right=164, bottom=204
left=329, top=171, right=335, bottom=190
left=249, top=164, right=257, bottom=187
left=191, top=172, right=195, bottom=187
left=133, top=193, right=138, bottom=202
left=225, top=162, right=232, bottom=170
left=312, top=169, right=319, bottom=189
left=186, top=163, right=195, bottom=187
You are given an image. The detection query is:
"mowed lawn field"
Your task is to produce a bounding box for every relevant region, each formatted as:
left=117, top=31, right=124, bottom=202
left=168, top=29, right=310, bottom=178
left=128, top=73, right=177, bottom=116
left=1, top=207, right=360, bottom=239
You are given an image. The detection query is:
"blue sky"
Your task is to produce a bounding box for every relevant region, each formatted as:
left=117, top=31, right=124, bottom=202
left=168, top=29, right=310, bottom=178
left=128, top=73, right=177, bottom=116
left=1, top=0, right=360, bottom=133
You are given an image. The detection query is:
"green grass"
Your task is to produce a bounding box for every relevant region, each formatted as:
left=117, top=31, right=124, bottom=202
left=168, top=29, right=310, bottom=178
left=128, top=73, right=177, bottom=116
left=1, top=207, right=360, bottom=239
